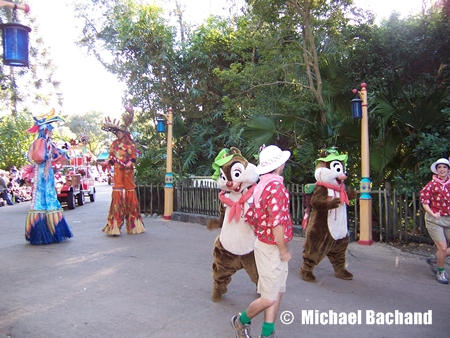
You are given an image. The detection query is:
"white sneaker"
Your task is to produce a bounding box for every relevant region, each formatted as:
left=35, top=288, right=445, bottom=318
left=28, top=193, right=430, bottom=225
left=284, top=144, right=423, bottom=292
left=436, top=270, right=449, bottom=284
left=231, top=313, right=251, bottom=338
left=259, top=333, right=278, bottom=338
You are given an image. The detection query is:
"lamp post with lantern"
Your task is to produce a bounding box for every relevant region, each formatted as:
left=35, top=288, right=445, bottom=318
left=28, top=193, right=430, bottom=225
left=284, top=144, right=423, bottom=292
left=351, top=83, right=373, bottom=245
left=0, top=1, right=31, bottom=67
left=0, top=1, right=31, bottom=114
left=156, top=107, right=174, bottom=220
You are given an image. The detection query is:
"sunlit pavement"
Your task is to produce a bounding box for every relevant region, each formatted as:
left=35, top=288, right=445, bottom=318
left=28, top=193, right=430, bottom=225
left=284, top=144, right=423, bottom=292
left=1, top=182, right=449, bottom=337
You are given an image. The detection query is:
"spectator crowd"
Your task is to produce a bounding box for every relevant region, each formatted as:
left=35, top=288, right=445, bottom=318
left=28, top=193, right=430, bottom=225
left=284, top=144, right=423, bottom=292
left=0, top=166, right=33, bottom=207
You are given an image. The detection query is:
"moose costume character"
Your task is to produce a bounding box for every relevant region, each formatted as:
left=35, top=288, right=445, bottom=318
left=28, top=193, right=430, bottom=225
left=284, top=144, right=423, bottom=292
left=206, top=148, right=259, bottom=302
left=300, top=148, right=357, bottom=282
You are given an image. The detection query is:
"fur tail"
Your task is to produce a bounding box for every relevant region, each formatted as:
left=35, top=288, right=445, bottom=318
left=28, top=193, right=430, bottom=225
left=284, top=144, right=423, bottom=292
left=206, top=203, right=225, bottom=230
left=206, top=218, right=222, bottom=230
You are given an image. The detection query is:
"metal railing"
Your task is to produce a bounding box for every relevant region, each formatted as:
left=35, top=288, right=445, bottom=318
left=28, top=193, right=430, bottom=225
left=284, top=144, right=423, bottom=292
left=136, top=179, right=433, bottom=245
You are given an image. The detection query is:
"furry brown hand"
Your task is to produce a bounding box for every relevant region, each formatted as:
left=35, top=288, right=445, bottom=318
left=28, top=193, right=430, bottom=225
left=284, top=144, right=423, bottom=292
left=347, top=188, right=357, bottom=200
left=329, top=197, right=341, bottom=209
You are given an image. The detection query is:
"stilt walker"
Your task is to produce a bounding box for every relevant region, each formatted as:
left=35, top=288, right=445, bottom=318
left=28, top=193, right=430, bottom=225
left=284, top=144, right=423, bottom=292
left=25, top=109, right=73, bottom=245
left=101, top=104, right=145, bottom=235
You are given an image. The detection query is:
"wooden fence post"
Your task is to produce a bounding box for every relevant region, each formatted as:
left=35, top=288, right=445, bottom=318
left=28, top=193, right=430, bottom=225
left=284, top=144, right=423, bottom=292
left=384, top=182, right=392, bottom=241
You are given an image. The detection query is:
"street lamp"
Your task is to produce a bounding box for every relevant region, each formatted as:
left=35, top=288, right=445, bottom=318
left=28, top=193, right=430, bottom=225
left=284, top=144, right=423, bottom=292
left=156, top=107, right=174, bottom=220
left=0, top=1, right=31, bottom=67
left=156, top=113, right=166, bottom=133
left=351, top=83, right=373, bottom=245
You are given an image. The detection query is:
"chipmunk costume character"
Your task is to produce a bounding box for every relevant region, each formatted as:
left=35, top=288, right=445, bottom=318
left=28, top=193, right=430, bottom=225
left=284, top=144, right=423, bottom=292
left=206, top=148, right=259, bottom=302
left=300, top=148, right=357, bottom=282
left=101, top=104, right=145, bottom=235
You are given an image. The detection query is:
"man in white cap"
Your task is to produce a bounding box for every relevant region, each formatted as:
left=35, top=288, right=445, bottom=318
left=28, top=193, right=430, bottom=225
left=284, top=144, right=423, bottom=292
left=231, top=145, right=293, bottom=338
left=420, top=157, right=450, bottom=284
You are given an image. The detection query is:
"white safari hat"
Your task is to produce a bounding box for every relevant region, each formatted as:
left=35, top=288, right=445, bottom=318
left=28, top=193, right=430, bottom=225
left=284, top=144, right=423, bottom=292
left=256, top=145, right=291, bottom=175
left=430, top=158, right=450, bottom=174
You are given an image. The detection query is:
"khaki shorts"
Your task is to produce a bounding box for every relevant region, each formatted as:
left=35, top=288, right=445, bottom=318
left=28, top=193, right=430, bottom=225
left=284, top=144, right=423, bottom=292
left=254, top=239, right=288, bottom=301
left=425, top=213, right=450, bottom=243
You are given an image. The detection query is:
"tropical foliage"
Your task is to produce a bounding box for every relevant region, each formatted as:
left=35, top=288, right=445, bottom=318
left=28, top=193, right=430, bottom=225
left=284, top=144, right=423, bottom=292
left=1, top=0, right=449, bottom=195
left=66, top=110, right=107, bottom=156
left=0, top=1, right=65, bottom=171
left=0, top=112, right=34, bottom=169
left=71, top=0, right=449, bottom=193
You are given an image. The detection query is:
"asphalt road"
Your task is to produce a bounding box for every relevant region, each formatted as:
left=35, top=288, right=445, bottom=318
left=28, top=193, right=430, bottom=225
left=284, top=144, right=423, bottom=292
left=1, top=182, right=449, bottom=338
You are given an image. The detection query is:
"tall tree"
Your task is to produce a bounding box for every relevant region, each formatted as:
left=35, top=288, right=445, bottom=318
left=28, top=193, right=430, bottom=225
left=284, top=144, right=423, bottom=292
left=72, top=0, right=450, bottom=189
left=341, top=7, right=450, bottom=190
left=66, top=110, right=107, bottom=156
left=246, top=0, right=354, bottom=123
left=74, top=1, right=248, bottom=177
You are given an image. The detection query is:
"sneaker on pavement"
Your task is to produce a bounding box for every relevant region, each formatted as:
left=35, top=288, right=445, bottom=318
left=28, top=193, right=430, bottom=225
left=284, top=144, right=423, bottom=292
left=259, top=332, right=278, bottom=338
left=436, top=270, right=449, bottom=284
left=426, top=255, right=437, bottom=274
left=231, top=313, right=251, bottom=338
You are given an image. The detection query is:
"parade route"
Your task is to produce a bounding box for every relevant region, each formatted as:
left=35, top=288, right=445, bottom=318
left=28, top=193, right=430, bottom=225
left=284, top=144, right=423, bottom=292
left=1, top=182, right=449, bottom=337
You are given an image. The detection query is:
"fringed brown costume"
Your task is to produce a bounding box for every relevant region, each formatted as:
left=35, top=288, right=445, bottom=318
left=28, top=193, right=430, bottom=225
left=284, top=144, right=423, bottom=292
left=300, top=149, right=357, bottom=282
left=206, top=148, right=259, bottom=302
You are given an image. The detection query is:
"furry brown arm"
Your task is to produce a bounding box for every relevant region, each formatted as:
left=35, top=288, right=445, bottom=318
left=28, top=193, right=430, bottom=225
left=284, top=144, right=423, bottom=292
left=310, top=186, right=341, bottom=211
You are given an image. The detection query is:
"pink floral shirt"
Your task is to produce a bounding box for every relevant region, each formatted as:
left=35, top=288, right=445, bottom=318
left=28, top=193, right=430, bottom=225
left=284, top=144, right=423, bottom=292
left=420, top=175, right=450, bottom=215
left=245, top=178, right=293, bottom=244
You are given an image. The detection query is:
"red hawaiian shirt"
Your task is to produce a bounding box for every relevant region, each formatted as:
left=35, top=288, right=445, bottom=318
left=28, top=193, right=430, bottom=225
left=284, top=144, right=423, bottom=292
left=245, top=181, right=293, bottom=244
left=420, top=175, right=450, bottom=215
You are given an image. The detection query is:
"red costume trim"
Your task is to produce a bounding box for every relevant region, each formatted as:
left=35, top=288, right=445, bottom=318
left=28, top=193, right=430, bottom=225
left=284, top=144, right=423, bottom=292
left=315, top=181, right=349, bottom=205
left=219, top=185, right=255, bottom=223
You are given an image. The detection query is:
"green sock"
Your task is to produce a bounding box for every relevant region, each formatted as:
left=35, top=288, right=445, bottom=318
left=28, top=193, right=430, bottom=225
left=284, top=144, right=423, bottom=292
left=261, top=322, right=275, bottom=336
left=240, top=310, right=251, bottom=325
left=438, top=267, right=445, bottom=272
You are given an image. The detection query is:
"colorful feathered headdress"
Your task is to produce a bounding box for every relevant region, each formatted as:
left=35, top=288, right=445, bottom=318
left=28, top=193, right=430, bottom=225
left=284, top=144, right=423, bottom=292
left=102, top=103, right=134, bottom=135
left=27, top=108, right=65, bottom=134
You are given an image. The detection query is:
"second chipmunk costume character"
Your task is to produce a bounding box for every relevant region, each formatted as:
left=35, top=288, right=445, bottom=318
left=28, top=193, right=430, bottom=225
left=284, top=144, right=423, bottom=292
left=206, top=148, right=259, bottom=302
left=300, top=148, right=357, bottom=282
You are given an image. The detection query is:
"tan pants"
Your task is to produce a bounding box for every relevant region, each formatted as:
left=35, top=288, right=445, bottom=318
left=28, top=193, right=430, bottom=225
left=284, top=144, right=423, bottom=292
left=254, top=239, right=288, bottom=301
left=425, top=213, right=450, bottom=243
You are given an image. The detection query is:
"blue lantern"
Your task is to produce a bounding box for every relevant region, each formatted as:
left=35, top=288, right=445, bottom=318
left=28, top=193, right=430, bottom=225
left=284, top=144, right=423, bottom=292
left=0, top=22, right=31, bottom=67
left=156, top=117, right=165, bottom=133
left=351, top=96, right=362, bottom=119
